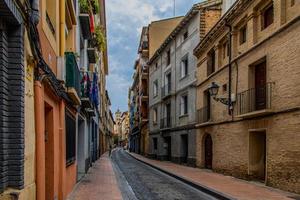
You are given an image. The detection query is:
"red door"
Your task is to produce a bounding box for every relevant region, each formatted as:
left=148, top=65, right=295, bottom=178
left=255, top=62, right=266, bottom=110
left=205, top=134, right=213, bottom=169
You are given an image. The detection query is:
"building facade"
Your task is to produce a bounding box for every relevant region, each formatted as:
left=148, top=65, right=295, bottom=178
left=148, top=1, right=221, bottom=166
left=194, top=0, right=300, bottom=194
left=0, top=0, right=109, bottom=199
left=129, top=17, right=183, bottom=155
left=0, top=1, right=36, bottom=199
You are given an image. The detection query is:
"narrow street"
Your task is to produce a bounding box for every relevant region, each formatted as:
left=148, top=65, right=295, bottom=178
left=111, top=148, right=217, bottom=200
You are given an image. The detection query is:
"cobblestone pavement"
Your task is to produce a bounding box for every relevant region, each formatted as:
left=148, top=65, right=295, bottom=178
left=111, top=148, right=217, bottom=200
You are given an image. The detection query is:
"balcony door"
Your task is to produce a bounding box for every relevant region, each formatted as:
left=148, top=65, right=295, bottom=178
left=166, top=73, right=171, bottom=93
left=255, top=62, right=266, bottom=110
left=204, top=90, right=211, bottom=121
left=166, top=103, right=171, bottom=127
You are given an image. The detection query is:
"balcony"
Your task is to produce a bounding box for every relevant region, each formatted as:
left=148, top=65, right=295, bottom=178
left=79, top=1, right=92, bottom=39
left=142, top=67, right=149, bottom=80
left=140, top=89, right=148, bottom=102
left=197, top=106, right=211, bottom=125
left=160, top=117, right=172, bottom=129
left=87, top=47, right=96, bottom=63
left=80, top=71, right=93, bottom=109
left=236, top=83, right=273, bottom=118
left=161, top=84, right=172, bottom=99
left=66, top=0, right=77, bottom=29
left=65, top=52, right=81, bottom=105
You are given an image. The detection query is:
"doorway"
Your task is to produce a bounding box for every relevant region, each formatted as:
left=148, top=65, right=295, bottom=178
left=204, top=134, right=213, bottom=169
left=181, top=134, right=188, bottom=163
left=165, top=136, right=172, bottom=161
left=77, top=117, right=85, bottom=181
left=255, top=61, right=267, bottom=110
left=166, top=103, right=171, bottom=127
left=44, top=104, right=54, bottom=200
left=249, top=131, right=266, bottom=182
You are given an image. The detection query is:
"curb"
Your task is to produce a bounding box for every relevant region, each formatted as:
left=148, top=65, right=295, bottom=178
left=127, top=152, right=236, bottom=200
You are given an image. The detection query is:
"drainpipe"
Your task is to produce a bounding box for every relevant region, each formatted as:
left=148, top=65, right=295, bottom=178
left=225, top=22, right=232, bottom=115
left=60, top=0, right=66, bottom=56
left=34, top=79, right=45, bottom=200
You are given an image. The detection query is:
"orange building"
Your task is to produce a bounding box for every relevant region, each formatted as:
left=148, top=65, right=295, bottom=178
left=34, top=0, right=78, bottom=199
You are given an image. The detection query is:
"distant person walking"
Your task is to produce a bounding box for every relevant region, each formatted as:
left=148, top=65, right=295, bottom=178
left=109, top=144, right=112, bottom=157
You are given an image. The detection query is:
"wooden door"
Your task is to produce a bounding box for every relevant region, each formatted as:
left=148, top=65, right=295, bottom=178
left=166, top=103, right=171, bottom=127
left=204, top=134, right=213, bottom=169
left=165, top=137, right=172, bottom=161
left=166, top=73, right=171, bottom=93
left=255, top=62, right=266, bottom=110
left=204, top=90, right=211, bottom=121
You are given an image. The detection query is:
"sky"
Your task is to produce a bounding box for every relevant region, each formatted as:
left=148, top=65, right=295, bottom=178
left=106, top=0, right=201, bottom=114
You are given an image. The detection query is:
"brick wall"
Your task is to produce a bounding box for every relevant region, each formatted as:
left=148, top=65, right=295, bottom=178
left=0, top=23, right=25, bottom=192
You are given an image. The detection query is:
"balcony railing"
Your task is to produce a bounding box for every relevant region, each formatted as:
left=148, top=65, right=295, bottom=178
left=161, top=84, right=172, bottom=98
left=236, top=83, right=272, bottom=116
left=197, top=106, right=210, bottom=124
left=80, top=71, right=93, bottom=108
left=160, top=117, right=172, bottom=129
left=65, top=52, right=81, bottom=105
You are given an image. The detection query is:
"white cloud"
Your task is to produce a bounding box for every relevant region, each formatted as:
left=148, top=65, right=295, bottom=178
left=106, top=0, right=198, bottom=112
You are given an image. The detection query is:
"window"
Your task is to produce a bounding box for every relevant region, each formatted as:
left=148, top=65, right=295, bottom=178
left=153, top=108, right=158, bottom=124
left=66, top=111, right=76, bottom=165
left=183, top=30, right=188, bottom=40
left=181, top=55, right=188, bottom=78
left=223, top=84, right=228, bottom=93
left=166, top=49, right=171, bottom=66
left=180, top=95, right=188, bottom=115
left=291, top=0, right=295, bottom=6
left=155, top=62, right=158, bottom=69
left=240, top=25, right=247, bottom=44
left=153, top=138, right=158, bottom=150
left=153, top=80, right=158, bottom=97
left=262, top=4, right=274, bottom=30
left=222, top=42, right=229, bottom=59
left=207, top=49, right=216, bottom=76
left=46, top=0, right=56, bottom=35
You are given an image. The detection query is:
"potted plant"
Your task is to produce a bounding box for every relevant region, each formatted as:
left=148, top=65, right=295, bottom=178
left=79, top=0, right=90, bottom=13
left=94, top=26, right=106, bottom=52
left=90, top=0, right=100, bottom=14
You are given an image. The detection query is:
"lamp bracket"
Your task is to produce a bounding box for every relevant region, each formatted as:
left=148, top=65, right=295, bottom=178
left=213, top=96, right=230, bottom=106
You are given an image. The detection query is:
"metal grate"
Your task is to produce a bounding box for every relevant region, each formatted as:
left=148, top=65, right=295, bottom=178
left=236, top=82, right=273, bottom=115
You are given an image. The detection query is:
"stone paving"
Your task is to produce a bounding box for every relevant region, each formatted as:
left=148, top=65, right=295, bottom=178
left=130, top=153, right=300, bottom=200
left=68, top=152, right=122, bottom=200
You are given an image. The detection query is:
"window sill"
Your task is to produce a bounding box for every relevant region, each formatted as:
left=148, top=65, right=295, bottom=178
left=66, top=157, right=76, bottom=167
left=179, top=114, right=189, bottom=118
left=179, top=74, right=189, bottom=81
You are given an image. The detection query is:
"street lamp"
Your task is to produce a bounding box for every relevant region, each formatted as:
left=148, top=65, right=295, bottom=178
left=208, top=82, right=219, bottom=98
left=208, top=82, right=231, bottom=106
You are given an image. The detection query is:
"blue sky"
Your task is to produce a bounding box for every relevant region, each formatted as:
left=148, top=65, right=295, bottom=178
left=106, top=0, right=201, bottom=113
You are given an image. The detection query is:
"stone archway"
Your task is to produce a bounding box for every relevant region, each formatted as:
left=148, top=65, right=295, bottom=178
left=204, top=134, right=213, bottom=169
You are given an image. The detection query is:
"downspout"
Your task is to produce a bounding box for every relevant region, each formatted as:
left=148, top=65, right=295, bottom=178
left=59, top=1, right=66, bottom=199
left=225, top=22, right=232, bottom=115
left=60, top=0, right=66, bottom=56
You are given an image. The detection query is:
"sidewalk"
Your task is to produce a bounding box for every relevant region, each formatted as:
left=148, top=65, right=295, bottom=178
left=68, top=153, right=122, bottom=200
left=130, top=153, right=299, bottom=200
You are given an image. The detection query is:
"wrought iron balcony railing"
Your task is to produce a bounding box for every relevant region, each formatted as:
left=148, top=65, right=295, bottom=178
left=160, top=117, right=172, bottom=129
left=236, top=82, right=273, bottom=115
left=161, top=84, right=172, bottom=98
left=65, top=52, right=81, bottom=102
left=197, top=106, right=210, bottom=124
